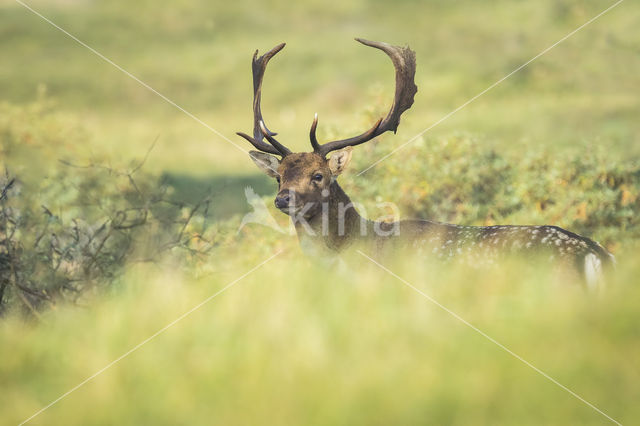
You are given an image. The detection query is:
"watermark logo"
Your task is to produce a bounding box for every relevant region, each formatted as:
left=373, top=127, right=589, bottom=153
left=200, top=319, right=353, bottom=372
left=237, top=187, right=292, bottom=234
left=239, top=187, right=400, bottom=237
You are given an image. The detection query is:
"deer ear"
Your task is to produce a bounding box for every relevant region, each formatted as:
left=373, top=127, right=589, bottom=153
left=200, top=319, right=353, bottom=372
left=328, top=147, right=353, bottom=176
left=249, top=151, right=280, bottom=178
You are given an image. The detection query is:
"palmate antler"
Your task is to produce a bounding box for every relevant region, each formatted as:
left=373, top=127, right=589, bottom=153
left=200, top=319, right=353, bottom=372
left=236, top=43, right=291, bottom=157
left=237, top=38, right=418, bottom=158
left=310, top=38, right=418, bottom=157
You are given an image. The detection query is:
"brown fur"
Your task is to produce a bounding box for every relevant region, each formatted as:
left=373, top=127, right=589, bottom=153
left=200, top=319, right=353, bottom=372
left=250, top=149, right=614, bottom=289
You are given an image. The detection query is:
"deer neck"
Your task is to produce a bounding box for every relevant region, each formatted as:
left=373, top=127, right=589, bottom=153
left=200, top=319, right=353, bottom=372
left=294, top=180, right=368, bottom=254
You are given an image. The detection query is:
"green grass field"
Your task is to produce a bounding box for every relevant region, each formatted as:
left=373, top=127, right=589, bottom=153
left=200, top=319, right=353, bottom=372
left=1, top=0, right=639, bottom=424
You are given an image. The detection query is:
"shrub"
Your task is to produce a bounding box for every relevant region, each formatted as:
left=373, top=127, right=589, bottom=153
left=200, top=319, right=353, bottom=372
left=0, top=100, right=218, bottom=317
left=2, top=99, right=638, bottom=316
left=347, top=133, right=640, bottom=251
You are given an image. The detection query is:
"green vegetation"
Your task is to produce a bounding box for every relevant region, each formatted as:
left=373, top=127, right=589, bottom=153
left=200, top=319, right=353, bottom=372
left=1, top=0, right=639, bottom=424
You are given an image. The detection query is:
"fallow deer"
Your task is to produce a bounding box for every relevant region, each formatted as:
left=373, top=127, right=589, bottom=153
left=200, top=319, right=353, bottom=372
left=236, top=38, right=614, bottom=289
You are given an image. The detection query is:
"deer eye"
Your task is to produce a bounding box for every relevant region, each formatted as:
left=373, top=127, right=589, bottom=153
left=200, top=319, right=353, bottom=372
left=312, top=173, right=323, bottom=182
left=276, top=176, right=281, bottom=184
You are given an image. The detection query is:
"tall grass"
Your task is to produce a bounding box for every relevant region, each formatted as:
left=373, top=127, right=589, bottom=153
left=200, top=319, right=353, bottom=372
left=2, top=254, right=639, bottom=425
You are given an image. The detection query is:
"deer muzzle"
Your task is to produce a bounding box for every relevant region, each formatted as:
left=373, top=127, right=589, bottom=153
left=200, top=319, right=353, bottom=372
left=275, top=190, right=295, bottom=210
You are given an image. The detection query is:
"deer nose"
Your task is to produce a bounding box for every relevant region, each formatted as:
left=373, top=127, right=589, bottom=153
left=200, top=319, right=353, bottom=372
left=274, top=193, right=290, bottom=209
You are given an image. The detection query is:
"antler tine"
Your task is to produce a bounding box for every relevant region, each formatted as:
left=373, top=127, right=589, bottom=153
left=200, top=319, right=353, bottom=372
left=236, top=42, right=291, bottom=157
left=259, top=121, right=291, bottom=155
left=311, top=38, right=417, bottom=157
left=309, top=113, right=321, bottom=152
left=235, top=131, right=281, bottom=155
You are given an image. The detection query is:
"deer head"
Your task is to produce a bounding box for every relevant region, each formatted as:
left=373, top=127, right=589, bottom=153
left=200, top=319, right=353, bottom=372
left=237, top=38, right=417, bottom=219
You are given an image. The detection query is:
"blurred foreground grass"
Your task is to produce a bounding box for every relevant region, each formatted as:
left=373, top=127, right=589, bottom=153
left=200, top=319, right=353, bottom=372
left=1, top=0, right=640, bottom=424
left=2, top=253, right=639, bottom=425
